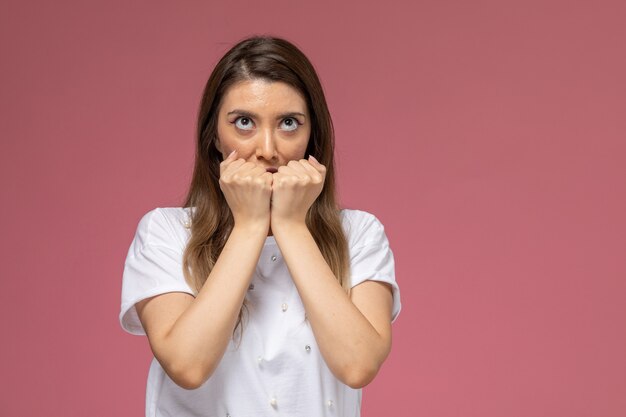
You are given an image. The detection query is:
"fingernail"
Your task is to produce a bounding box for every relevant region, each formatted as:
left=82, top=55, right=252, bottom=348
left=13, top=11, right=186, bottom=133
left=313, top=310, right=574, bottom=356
left=228, top=150, right=236, bottom=158
left=309, top=155, right=318, bottom=163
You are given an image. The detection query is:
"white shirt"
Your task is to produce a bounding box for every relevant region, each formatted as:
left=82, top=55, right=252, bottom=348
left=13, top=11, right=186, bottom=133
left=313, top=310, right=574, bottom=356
left=120, top=207, right=401, bottom=417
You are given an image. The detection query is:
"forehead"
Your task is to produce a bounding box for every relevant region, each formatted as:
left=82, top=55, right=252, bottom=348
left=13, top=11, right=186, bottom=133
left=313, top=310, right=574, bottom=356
left=220, top=79, right=308, bottom=114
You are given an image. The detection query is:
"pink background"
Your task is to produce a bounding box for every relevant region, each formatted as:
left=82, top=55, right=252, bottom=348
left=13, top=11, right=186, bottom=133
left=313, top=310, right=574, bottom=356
left=1, top=0, right=625, bottom=416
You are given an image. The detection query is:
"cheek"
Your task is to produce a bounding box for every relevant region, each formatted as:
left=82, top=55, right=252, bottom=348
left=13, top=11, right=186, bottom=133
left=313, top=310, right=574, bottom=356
left=217, top=133, right=256, bottom=157
left=215, top=125, right=237, bottom=155
left=281, top=132, right=309, bottom=157
left=285, top=143, right=309, bottom=161
left=298, top=131, right=311, bottom=157
left=299, top=142, right=310, bottom=158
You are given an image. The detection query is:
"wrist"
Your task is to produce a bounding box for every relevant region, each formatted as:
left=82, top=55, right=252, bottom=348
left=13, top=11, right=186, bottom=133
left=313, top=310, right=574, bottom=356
left=231, top=221, right=270, bottom=238
left=270, top=218, right=308, bottom=237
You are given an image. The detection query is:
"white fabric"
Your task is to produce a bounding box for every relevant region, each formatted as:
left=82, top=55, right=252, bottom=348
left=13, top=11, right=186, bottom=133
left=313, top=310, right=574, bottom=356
left=120, top=207, right=401, bottom=417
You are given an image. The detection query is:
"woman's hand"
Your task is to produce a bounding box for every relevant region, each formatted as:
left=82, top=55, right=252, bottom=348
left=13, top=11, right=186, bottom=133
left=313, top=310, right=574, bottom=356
left=270, top=155, right=326, bottom=228
left=219, top=150, right=273, bottom=231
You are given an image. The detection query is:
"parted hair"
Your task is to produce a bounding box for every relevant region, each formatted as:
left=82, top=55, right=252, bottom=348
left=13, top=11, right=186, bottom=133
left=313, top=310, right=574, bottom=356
left=182, top=36, right=350, bottom=333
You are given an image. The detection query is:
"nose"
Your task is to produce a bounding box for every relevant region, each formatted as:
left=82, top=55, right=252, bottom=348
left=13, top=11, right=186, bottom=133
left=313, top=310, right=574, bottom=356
left=256, top=128, right=277, bottom=161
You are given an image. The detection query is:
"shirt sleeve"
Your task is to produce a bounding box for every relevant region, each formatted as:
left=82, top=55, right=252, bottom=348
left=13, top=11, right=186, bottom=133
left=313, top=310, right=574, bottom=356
left=119, top=209, right=195, bottom=335
left=348, top=211, right=401, bottom=323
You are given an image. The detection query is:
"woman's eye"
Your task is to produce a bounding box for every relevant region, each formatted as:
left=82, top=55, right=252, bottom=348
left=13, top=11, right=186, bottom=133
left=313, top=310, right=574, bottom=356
left=280, top=118, right=299, bottom=132
left=234, top=117, right=254, bottom=130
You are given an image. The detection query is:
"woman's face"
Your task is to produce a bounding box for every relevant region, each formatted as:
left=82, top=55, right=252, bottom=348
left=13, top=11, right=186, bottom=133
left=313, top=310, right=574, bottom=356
left=215, top=79, right=311, bottom=172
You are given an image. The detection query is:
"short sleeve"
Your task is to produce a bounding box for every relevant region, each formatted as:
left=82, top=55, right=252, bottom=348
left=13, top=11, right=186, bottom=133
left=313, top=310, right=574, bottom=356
left=119, top=209, right=195, bottom=335
left=346, top=211, right=401, bottom=323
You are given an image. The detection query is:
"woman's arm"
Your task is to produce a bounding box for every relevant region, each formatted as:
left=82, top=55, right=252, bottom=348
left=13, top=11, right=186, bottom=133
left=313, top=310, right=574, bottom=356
left=135, top=223, right=267, bottom=389
left=136, top=151, right=273, bottom=389
left=272, top=222, right=393, bottom=388
left=270, top=157, right=394, bottom=388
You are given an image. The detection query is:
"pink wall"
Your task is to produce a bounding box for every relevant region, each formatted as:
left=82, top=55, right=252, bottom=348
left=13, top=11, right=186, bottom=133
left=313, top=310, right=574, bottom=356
left=1, top=0, right=625, bottom=416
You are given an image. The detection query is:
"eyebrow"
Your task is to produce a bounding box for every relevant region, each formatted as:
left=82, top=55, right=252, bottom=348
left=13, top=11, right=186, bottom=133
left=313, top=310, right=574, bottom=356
left=226, top=110, right=307, bottom=120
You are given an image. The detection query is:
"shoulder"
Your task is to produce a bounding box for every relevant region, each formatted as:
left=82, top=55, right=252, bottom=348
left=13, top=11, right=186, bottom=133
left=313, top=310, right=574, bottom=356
left=129, top=207, right=192, bottom=255
left=340, top=208, right=388, bottom=249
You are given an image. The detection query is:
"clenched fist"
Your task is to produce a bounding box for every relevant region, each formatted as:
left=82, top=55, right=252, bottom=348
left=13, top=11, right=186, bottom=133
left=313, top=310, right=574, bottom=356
left=219, top=150, right=273, bottom=231
left=219, top=152, right=326, bottom=232
left=270, top=156, right=326, bottom=227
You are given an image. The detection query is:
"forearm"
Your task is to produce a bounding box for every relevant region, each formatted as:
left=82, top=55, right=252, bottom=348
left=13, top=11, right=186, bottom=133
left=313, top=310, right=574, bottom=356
left=272, top=222, right=390, bottom=388
left=160, top=224, right=267, bottom=386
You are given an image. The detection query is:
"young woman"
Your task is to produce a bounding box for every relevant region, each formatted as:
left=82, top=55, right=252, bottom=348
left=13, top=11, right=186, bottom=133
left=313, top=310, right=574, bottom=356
left=120, top=36, right=401, bottom=417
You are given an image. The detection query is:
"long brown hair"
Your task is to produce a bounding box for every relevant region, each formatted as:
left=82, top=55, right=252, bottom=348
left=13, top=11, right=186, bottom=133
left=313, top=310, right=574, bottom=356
left=182, top=36, right=350, bottom=332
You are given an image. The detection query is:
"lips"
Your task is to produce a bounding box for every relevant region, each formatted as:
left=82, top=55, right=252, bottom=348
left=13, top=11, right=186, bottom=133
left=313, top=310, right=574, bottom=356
left=265, top=167, right=278, bottom=173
